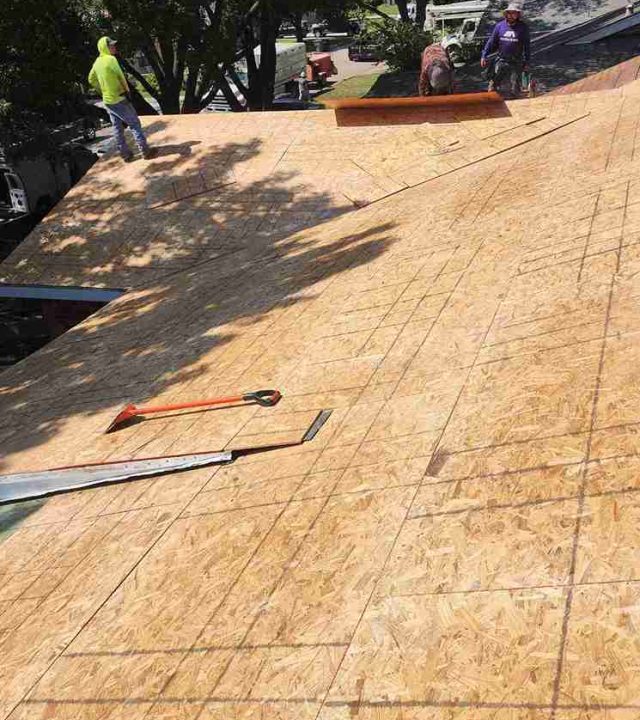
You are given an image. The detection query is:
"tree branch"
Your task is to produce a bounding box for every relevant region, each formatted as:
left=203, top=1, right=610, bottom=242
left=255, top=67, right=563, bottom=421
left=158, top=37, right=176, bottom=80
left=140, top=41, right=166, bottom=85
left=355, top=1, right=399, bottom=22
left=120, top=57, right=159, bottom=99
left=182, top=61, right=199, bottom=112
left=174, top=36, right=188, bottom=88
left=215, top=68, right=245, bottom=112
left=194, top=68, right=220, bottom=110
left=128, top=85, right=159, bottom=116
left=226, top=64, right=248, bottom=98
left=196, top=78, right=220, bottom=111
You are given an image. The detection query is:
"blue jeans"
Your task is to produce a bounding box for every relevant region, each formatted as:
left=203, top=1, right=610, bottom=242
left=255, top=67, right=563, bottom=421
left=105, top=99, right=149, bottom=158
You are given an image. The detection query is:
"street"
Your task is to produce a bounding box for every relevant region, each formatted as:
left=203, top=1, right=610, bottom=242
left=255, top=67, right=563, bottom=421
left=329, top=44, right=388, bottom=82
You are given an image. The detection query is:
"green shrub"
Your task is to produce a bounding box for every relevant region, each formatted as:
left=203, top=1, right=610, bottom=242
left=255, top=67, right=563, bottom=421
left=369, top=20, right=432, bottom=72
left=142, top=73, right=159, bottom=93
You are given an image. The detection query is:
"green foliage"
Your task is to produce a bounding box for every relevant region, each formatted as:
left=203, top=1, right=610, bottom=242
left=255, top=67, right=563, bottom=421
left=0, top=0, right=94, bottom=121
left=0, top=0, right=97, bottom=158
left=375, top=4, right=400, bottom=16
left=142, top=73, right=160, bottom=93
left=368, top=17, right=431, bottom=71
left=100, top=0, right=239, bottom=113
left=0, top=104, right=63, bottom=162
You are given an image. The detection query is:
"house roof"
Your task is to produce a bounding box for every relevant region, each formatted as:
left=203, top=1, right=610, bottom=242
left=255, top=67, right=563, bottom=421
left=480, top=0, right=628, bottom=35
left=550, top=50, right=640, bottom=93
left=3, top=78, right=640, bottom=718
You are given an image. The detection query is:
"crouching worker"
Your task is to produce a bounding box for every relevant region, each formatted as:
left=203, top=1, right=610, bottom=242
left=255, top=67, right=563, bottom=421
left=418, top=42, right=454, bottom=96
left=88, top=37, right=157, bottom=162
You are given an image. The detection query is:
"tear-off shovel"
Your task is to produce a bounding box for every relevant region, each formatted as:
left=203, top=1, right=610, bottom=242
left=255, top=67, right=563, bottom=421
left=105, top=389, right=282, bottom=433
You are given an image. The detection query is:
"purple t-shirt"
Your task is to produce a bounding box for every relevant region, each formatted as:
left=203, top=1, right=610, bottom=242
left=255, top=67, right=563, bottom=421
left=482, top=19, right=531, bottom=63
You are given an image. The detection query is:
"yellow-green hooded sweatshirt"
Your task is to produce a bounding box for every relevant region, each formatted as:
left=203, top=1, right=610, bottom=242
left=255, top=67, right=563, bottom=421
left=88, top=37, right=129, bottom=105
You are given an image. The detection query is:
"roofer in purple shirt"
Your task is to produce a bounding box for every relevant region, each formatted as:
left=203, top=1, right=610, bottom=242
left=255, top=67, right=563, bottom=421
left=481, top=2, right=531, bottom=97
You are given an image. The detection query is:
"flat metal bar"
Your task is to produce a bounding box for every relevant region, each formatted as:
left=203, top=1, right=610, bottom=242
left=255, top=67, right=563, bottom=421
left=1, top=407, right=333, bottom=505
left=302, top=409, right=333, bottom=443
left=0, top=284, right=124, bottom=303
left=0, top=451, right=233, bottom=505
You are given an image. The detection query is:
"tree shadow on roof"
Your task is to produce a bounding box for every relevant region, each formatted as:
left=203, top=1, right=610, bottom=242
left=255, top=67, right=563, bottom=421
left=0, top=121, right=399, bottom=472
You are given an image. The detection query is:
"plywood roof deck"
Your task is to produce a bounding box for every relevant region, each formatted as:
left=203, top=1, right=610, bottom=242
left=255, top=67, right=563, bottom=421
left=2, top=80, right=640, bottom=719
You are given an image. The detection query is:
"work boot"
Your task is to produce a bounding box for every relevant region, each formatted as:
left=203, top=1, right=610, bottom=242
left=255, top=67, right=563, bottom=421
left=143, top=148, right=159, bottom=160
left=122, top=154, right=135, bottom=163
left=488, top=80, right=495, bottom=92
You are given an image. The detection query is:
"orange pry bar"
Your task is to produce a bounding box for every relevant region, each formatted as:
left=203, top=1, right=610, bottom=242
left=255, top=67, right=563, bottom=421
left=105, top=389, right=282, bottom=433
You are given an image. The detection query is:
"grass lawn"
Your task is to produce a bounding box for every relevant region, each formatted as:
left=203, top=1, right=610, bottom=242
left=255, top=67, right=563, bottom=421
left=316, top=70, right=418, bottom=104
left=376, top=3, right=399, bottom=15
left=364, top=4, right=400, bottom=30
left=317, top=73, right=383, bottom=102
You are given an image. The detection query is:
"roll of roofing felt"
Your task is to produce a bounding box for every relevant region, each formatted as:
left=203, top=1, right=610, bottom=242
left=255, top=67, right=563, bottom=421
left=322, top=91, right=502, bottom=110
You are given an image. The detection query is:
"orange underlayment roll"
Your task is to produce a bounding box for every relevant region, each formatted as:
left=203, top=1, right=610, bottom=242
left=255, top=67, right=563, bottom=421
left=323, top=91, right=503, bottom=110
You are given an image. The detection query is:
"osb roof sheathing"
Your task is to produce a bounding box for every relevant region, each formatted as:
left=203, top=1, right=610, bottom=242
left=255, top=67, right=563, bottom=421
left=2, top=78, right=640, bottom=719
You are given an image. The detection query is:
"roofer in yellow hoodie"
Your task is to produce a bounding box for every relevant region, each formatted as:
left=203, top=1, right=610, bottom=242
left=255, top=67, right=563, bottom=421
left=88, top=37, right=157, bottom=162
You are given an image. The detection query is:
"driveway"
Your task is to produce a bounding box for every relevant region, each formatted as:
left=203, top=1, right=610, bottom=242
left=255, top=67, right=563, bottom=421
left=330, top=46, right=388, bottom=82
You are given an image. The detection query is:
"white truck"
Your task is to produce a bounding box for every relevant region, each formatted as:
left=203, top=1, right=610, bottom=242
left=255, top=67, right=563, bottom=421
left=424, top=1, right=490, bottom=66
left=238, top=42, right=308, bottom=95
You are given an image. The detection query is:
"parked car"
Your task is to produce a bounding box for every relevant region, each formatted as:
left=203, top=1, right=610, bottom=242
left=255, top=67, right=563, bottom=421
left=311, top=21, right=328, bottom=37
left=348, top=39, right=381, bottom=62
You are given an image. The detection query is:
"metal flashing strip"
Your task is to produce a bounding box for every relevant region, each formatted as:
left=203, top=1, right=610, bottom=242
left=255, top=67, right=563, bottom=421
left=302, top=409, right=333, bottom=443
left=0, top=284, right=124, bottom=303
left=0, top=451, right=233, bottom=505
left=0, top=409, right=333, bottom=505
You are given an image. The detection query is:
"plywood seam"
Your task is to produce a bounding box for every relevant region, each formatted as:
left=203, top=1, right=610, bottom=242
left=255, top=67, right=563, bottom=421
left=0, top=509, right=147, bottom=716
left=316, top=235, right=511, bottom=717
left=548, top=226, right=620, bottom=717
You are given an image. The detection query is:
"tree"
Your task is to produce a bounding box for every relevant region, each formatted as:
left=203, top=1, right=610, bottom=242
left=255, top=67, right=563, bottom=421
left=239, top=0, right=360, bottom=111
left=0, top=0, right=98, bottom=164
left=96, top=0, right=371, bottom=115
left=368, top=18, right=430, bottom=71
left=396, top=0, right=411, bottom=22
left=238, top=0, right=282, bottom=111
left=415, top=0, right=428, bottom=29
left=0, top=0, right=94, bottom=123
left=98, top=0, right=239, bottom=114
